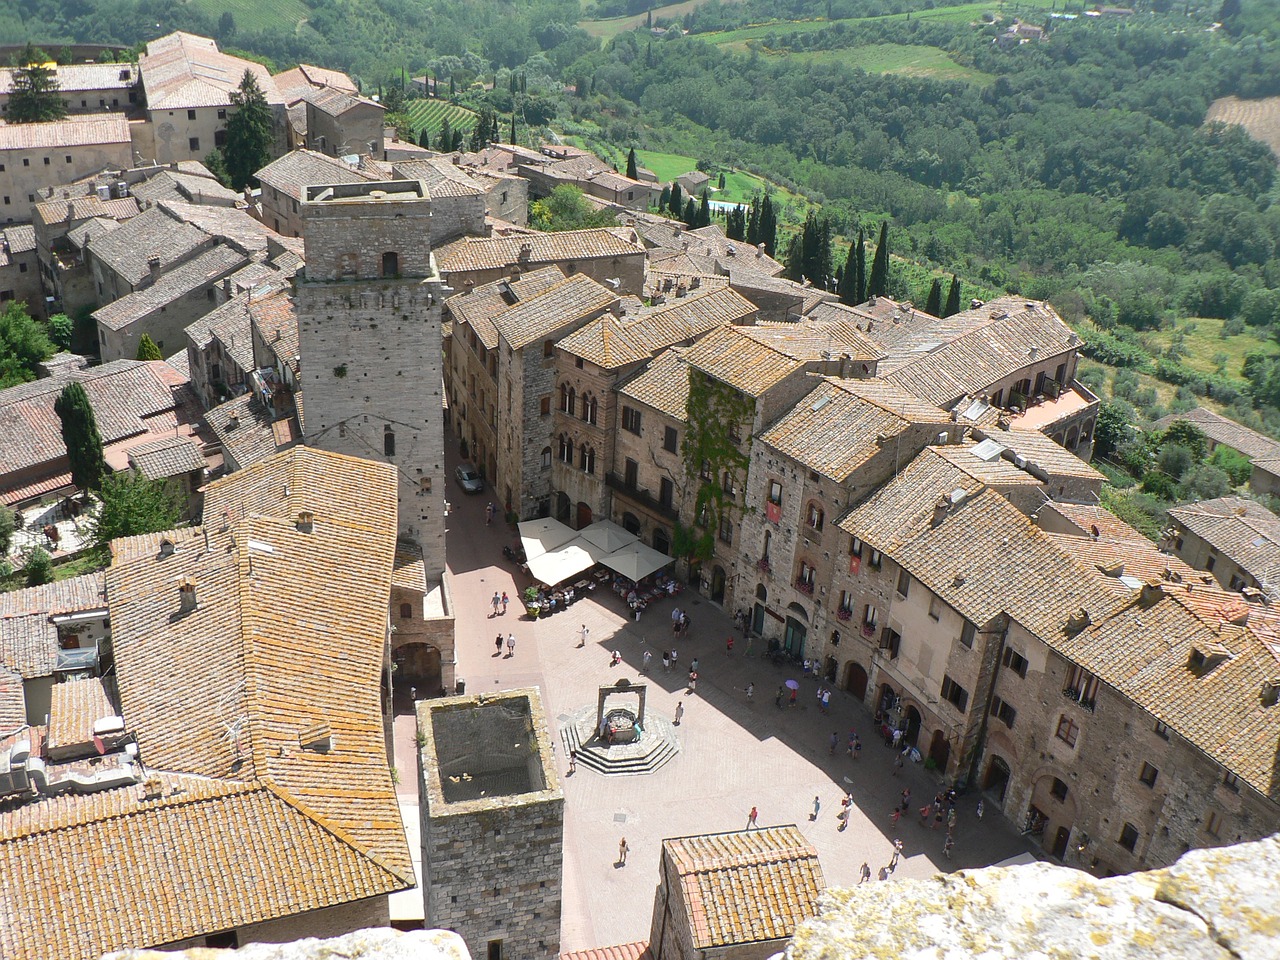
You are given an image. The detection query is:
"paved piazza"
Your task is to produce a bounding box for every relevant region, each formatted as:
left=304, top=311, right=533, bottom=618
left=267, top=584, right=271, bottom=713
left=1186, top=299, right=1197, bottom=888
left=393, top=439, right=1035, bottom=952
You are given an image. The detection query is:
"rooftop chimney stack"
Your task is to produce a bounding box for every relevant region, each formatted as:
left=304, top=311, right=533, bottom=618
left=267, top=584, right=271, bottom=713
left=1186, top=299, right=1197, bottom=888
left=297, top=510, right=314, bottom=534
left=178, top=578, right=197, bottom=613
left=147, top=256, right=162, bottom=286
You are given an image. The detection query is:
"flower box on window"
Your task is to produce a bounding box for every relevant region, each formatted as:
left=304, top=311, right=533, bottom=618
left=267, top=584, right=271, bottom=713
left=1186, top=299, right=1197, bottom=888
left=836, top=607, right=853, bottom=622
left=757, top=557, right=771, bottom=573
left=795, top=578, right=814, bottom=595
left=861, top=623, right=876, bottom=638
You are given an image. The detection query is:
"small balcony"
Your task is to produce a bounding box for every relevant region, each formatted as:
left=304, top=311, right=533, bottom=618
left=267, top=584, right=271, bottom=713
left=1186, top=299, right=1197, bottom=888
left=605, top=472, right=680, bottom=522
left=1062, top=686, right=1096, bottom=713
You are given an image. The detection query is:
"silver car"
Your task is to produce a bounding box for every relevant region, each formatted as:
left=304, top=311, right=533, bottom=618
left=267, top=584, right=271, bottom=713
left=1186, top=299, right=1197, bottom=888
left=454, top=463, right=484, bottom=494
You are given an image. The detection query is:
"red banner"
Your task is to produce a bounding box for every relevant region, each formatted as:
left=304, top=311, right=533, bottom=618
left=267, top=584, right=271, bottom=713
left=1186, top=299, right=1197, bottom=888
left=850, top=555, right=861, bottom=575
left=766, top=501, right=781, bottom=524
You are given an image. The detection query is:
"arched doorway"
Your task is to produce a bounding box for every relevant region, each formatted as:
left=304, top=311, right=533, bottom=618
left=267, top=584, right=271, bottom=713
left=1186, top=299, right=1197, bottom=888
left=653, top=527, right=670, bottom=555
left=622, top=512, right=641, bottom=535
left=903, top=705, right=922, bottom=747
left=393, top=643, right=442, bottom=697
left=929, top=729, right=950, bottom=771
left=843, top=661, right=868, bottom=699
left=710, top=565, right=726, bottom=604
left=823, top=656, right=837, bottom=683
left=783, top=616, right=807, bottom=658
left=576, top=501, right=593, bottom=529
left=752, top=583, right=766, bottom=636
left=555, top=492, right=571, bottom=524
left=983, top=755, right=1011, bottom=805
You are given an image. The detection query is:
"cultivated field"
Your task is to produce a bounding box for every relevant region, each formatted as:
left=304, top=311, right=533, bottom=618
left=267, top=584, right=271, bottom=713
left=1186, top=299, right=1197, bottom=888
left=189, top=0, right=311, bottom=35
left=1206, top=95, right=1280, bottom=158
left=785, top=42, right=993, bottom=84
left=402, top=100, right=479, bottom=139
left=580, top=0, right=741, bottom=40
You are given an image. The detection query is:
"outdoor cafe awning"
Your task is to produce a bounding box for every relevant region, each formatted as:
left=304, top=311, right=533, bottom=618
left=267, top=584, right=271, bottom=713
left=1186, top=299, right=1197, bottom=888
left=525, top=537, right=608, bottom=587
left=518, top=517, right=578, bottom=561
left=576, top=519, right=638, bottom=553
left=599, top=540, right=674, bottom=582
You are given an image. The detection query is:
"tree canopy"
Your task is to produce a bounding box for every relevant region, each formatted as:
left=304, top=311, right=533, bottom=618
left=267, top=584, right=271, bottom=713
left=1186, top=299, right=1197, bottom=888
left=88, top=471, right=182, bottom=561
left=221, top=70, right=274, bottom=191
left=54, top=381, right=107, bottom=493
left=0, top=302, right=55, bottom=389
left=8, top=44, right=66, bottom=123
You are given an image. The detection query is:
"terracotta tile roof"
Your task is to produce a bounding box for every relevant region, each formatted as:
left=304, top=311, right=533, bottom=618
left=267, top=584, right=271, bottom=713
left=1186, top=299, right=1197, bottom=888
left=257, top=149, right=381, bottom=201
left=628, top=212, right=784, bottom=275
left=92, top=245, right=247, bottom=330
left=928, top=439, right=1050, bottom=489
left=1156, top=407, right=1280, bottom=461
left=491, top=273, right=618, bottom=351
left=45, top=676, right=116, bottom=755
left=973, top=427, right=1104, bottom=482
left=879, top=298, right=1079, bottom=406
left=85, top=206, right=209, bottom=285
left=302, top=85, right=384, bottom=118
left=762, top=378, right=952, bottom=481
left=391, top=157, right=487, bottom=197
left=0, top=573, right=107, bottom=680
left=65, top=216, right=120, bottom=251
left=140, top=32, right=284, bottom=110
left=159, top=200, right=283, bottom=253
left=1, top=224, right=35, bottom=255
left=434, top=227, right=645, bottom=275
left=0, top=777, right=407, bottom=960
left=664, top=826, right=825, bottom=949
left=273, top=64, right=358, bottom=102
left=0, top=359, right=190, bottom=486
left=250, top=286, right=300, bottom=372
left=0, top=114, right=131, bottom=151
left=33, top=194, right=138, bottom=228
left=445, top=266, right=566, bottom=349
left=205, top=393, right=299, bottom=469
left=560, top=943, right=651, bottom=960
left=1058, top=583, right=1280, bottom=801
left=129, top=169, right=240, bottom=207
left=558, top=287, right=754, bottom=369
left=618, top=347, right=692, bottom=421
left=392, top=542, right=427, bottom=592
left=1168, top=497, right=1280, bottom=583
left=0, top=667, right=24, bottom=736
left=0, top=61, right=137, bottom=96
left=126, top=434, right=208, bottom=480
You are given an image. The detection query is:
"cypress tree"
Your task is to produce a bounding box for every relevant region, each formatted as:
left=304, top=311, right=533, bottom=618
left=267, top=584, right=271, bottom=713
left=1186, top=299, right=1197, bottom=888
left=222, top=71, right=274, bottom=191
left=746, top=196, right=760, bottom=246
left=54, top=381, right=107, bottom=493
left=759, top=195, right=777, bottom=256
left=944, top=275, right=962, bottom=318
left=853, top=228, right=866, bottom=303
left=451, top=127, right=464, bottom=152
left=717, top=171, right=726, bottom=190
left=626, top=147, right=639, bottom=181
left=726, top=204, right=746, bottom=241
left=418, top=126, right=433, bottom=149
left=510, top=112, right=516, bottom=144
left=925, top=278, right=942, bottom=317
left=696, top=190, right=712, bottom=228
left=683, top=197, right=698, bottom=227
left=867, top=221, right=889, bottom=298
left=436, top=118, right=452, bottom=152
left=839, top=238, right=859, bottom=305
left=668, top=182, right=683, bottom=217
left=658, top=184, right=671, bottom=212
left=135, top=333, right=163, bottom=361
left=784, top=232, right=805, bottom=282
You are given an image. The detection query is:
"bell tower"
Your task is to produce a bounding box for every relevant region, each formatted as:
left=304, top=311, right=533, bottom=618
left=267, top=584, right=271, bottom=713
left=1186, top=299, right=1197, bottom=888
left=295, top=180, right=447, bottom=576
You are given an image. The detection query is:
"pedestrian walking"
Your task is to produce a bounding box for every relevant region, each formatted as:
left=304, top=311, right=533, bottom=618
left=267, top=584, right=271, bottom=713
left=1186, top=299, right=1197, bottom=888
left=611, top=650, right=622, bottom=666
left=943, top=834, right=954, bottom=860
left=500, top=591, right=509, bottom=615
left=828, top=732, right=838, bottom=755
left=859, top=862, right=872, bottom=884
left=976, top=799, right=985, bottom=820
left=947, top=808, right=957, bottom=831
left=775, top=685, right=785, bottom=709
left=687, top=670, right=698, bottom=693
left=891, top=806, right=902, bottom=825
left=491, top=592, right=501, bottom=616
left=506, top=633, right=515, bottom=657
left=670, top=649, right=679, bottom=669
left=744, top=635, right=754, bottom=657
left=889, top=838, right=903, bottom=871
left=495, top=633, right=503, bottom=655
left=680, top=612, right=690, bottom=636
left=846, top=729, right=857, bottom=755
left=642, top=650, right=653, bottom=672
left=816, top=686, right=824, bottom=711
left=691, top=657, right=700, bottom=673
left=579, top=624, right=589, bottom=648
left=892, top=752, right=904, bottom=776
left=933, top=806, right=945, bottom=830
left=568, top=749, right=577, bottom=775
left=878, top=866, right=890, bottom=882
left=671, top=607, right=682, bottom=628
left=901, top=788, right=911, bottom=809
left=674, top=701, right=684, bottom=726
left=810, top=795, right=820, bottom=821
left=726, top=635, right=734, bottom=655
left=745, top=682, right=754, bottom=702
left=789, top=687, right=798, bottom=707
left=853, top=735, right=862, bottom=760
left=748, top=806, right=758, bottom=829
left=485, top=502, right=495, bottom=525
left=821, top=689, right=831, bottom=712
left=662, top=651, right=671, bottom=672
left=619, top=838, right=629, bottom=866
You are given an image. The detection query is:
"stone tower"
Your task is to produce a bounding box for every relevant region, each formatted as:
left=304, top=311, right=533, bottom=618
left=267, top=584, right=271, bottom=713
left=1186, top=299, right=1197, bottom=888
left=296, top=180, right=447, bottom=575
left=417, top=688, right=564, bottom=960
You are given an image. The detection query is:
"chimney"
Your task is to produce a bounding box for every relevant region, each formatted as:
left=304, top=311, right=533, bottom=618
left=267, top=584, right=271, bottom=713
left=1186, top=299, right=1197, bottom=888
left=147, top=256, right=162, bottom=286
left=932, top=495, right=950, bottom=525
left=178, top=578, right=198, bottom=613
left=868, top=295, right=877, bottom=307
left=518, top=242, right=533, bottom=262
left=509, top=265, right=521, bottom=281
left=227, top=413, right=240, bottom=430
left=221, top=277, right=232, bottom=298
left=1065, top=607, right=1091, bottom=635
left=158, top=537, right=175, bottom=559
left=66, top=200, right=75, bottom=222
left=464, top=279, right=475, bottom=294
left=690, top=276, right=700, bottom=290
left=296, top=510, right=314, bottom=533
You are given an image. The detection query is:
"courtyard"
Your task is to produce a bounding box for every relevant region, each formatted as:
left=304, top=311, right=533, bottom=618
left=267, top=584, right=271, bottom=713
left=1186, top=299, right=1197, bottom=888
left=393, top=445, right=1035, bottom=952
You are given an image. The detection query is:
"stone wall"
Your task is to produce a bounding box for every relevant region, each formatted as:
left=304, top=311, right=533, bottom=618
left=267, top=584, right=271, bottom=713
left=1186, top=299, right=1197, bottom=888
left=787, top=832, right=1280, bottom=960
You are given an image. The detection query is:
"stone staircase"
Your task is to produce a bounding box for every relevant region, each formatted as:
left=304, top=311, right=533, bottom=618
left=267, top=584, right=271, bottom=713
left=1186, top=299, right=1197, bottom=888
left=558, top=706, right=681, bottom=776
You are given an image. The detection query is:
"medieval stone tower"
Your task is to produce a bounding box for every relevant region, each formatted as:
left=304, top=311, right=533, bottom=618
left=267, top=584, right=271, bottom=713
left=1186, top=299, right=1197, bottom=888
left=295, top=180, right=447, bottom=575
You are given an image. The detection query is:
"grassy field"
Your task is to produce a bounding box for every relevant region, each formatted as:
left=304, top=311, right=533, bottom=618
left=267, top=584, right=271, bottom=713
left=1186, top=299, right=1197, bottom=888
left=580, top=0, right=741, bottom=39
left=633, top=149, right=809, bottom=213
left=784, top=43, right=993, bottom=84
left=189, top=0, right=311, bottom=34
left=402, top=100, right=479, bottom=139
left=1144, top=316, right=1280, bottom=380
left=1206, top=95, right=1280, bottom=158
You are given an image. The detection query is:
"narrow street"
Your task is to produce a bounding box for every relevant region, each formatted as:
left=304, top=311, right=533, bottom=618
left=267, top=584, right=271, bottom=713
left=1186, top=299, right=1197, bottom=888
left=393, top=433, right=1035, bottom=951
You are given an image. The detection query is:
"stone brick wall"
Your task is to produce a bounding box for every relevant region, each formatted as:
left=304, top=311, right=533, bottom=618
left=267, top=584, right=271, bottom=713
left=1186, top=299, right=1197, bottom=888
left=0, top=242, right=42, bottom=317
left=551, top=353, right=620, bottom=526
left=236, top=896, right=391, bottom=946
left=481, top=176, right=527, bottom=226
left=1169, top=527, right=1250, bottom=592
left=306, top=102, right=383, bottom=159
left=426, top=192, right=486, bottom=247
left=609, top=395, right=688, bottom=564
left=1, top=139, right=134, bottom=225
left=97, top=270, right=233, bottom=362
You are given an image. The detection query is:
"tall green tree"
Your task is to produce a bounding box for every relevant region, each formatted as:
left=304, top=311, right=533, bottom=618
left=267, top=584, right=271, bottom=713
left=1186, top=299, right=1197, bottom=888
left=683, top=197, right=698, bottom=227
left=725, top=204, right=746, bottom=241
left=0, top=301, right=54, bottom=388
left=668, top=182, right=683, bottom=218
left=757, top=195, right=778, bottom=257
left=626, top=147, right=639, bottom=181
left=222, top=70, right=274, bottom=191
left=88, top=472, right=182, bottom=561
left=8, top=45, right=66, bottom=124
left=436, top=118, right=453, bottom=152
left=838, top=237, right=858, bottom=304
left=24, top=547, right=53, bottom=587
left=135, top=333, right=163, bottom=361
left=54, top=381, right=107, bottom=493
left=853, top=228, right=866, bottom=304
left=925, top=278, right=942, bottom=316
left=867, top=221, right=889, bottom=298
left=696, top=190, right=712, bottom=228
left=658, top=184, right=671, bottom=212
left=0, top=503, right=15, bottom=557
left=943, top=274, right=962, bottom=318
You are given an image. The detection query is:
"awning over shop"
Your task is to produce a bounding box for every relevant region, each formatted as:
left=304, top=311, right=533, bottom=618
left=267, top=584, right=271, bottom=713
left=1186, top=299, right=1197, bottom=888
left=575, top=519, right=638, bottom=554
left=518, top=517, right=578, bottom=561
left=599, top=540, right=675, bottom=581
left=525, top=537, right=609, bottom=586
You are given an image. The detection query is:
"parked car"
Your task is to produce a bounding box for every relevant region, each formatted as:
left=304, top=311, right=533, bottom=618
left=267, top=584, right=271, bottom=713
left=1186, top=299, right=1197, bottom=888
left=455, top=463, right=484, bottom=493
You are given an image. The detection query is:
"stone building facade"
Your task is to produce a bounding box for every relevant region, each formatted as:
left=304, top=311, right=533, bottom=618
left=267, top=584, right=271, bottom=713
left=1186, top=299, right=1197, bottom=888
left=0, top=115, right=133, bottom=224
left=294, top=179, right=447, bottom=575
left=417, top=688, right=564, bottom=960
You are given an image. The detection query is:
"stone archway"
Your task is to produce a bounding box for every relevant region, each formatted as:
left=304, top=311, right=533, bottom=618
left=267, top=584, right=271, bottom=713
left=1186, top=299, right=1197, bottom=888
left=903, top=705, right=922, bottom=748
left=393, top=642, right=442, bottom=696
left=929, top=729, right=951, bottom=771
left=843, top=661, right=868, bottom=700
left=983, top=755, right=1012, bottom=806
left=710, top=565, right=726, bottom=604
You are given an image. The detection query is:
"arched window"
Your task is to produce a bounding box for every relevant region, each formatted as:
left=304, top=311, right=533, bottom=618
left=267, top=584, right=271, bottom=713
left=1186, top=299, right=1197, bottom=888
left=807, top=502, right=824, bottom=531
left=381, top=251, right=399, bottom=277
left=762, top=530, right=771, bottom=562
left=384, top=426, right=396, bottom=457
left=541, top=446, right=552, bottom=469
left=580, top=446, right=596, bottom=474
left=567, top=387, right=576, bottom=416
left=559, top=383, right=569, bottom=413
left=622, top=512, right=641, bottom=534
left=581, top=393, right=598, bottom=425
left=558, top=435, right=573, bottom=464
